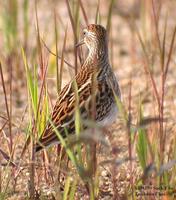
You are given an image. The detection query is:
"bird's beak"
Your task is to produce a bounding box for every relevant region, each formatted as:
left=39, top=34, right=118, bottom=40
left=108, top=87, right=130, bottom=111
left=75, top=39, right=84, bottom=47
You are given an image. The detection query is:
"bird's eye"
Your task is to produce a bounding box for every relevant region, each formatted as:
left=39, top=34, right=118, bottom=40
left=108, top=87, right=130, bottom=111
left=83, top=30, right=87, bottom=36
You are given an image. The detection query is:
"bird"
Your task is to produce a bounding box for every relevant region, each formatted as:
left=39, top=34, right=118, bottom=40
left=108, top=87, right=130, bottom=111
left=35, top=24, right=121, bottom=152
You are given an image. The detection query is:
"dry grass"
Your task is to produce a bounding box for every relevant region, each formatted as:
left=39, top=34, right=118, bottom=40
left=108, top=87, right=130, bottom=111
left=0, top=0, right=176, bottom=199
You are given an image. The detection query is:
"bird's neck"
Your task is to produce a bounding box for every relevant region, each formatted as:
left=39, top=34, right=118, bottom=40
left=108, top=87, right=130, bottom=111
left=83, top=44, right=110, bottom=70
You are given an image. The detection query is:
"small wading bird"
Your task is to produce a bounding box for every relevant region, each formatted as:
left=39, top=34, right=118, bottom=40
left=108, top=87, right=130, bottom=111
left=35, top=24, right=121, bottom=152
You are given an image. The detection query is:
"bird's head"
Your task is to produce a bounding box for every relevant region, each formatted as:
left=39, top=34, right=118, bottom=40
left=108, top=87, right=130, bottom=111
left=76, top=24, right=108, bottom=53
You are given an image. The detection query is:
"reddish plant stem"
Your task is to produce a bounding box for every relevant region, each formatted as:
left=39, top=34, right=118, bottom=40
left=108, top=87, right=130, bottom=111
left=0, top=63, right=13, bottom=154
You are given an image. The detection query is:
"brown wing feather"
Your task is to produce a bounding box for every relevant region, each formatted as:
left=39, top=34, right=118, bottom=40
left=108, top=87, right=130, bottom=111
left=35, top=66, right=95, bottom=151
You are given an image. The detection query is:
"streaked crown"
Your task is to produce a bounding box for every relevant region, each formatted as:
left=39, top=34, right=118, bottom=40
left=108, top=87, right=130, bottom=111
left=82, top=24, right=107, bottom=50
left=86, top=24, right=106, bottom=38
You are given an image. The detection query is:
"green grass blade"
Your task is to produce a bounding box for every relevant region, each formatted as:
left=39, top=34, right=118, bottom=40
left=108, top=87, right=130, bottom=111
left=136, top=128, right=148, bottom=170
left=39, top=89, right=49, bottom=136
left=69, top=179, right=77, bottom=200
left=63, top=176, right=71, bottom=200
left=48, top=119, right=77, bottom=167
left=22, top=48, right=38, bottom=119
left=95, top=0, right=100, bottom=24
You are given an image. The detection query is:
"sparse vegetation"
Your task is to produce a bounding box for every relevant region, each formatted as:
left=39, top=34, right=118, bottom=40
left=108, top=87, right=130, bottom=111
left=0, top=0, right=176, bottom=199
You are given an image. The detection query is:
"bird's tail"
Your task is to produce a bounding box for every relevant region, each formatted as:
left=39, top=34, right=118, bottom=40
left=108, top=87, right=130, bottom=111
left=35, top=143, right=44, bottom=152
left=35, top=131, right=60, bottom=152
